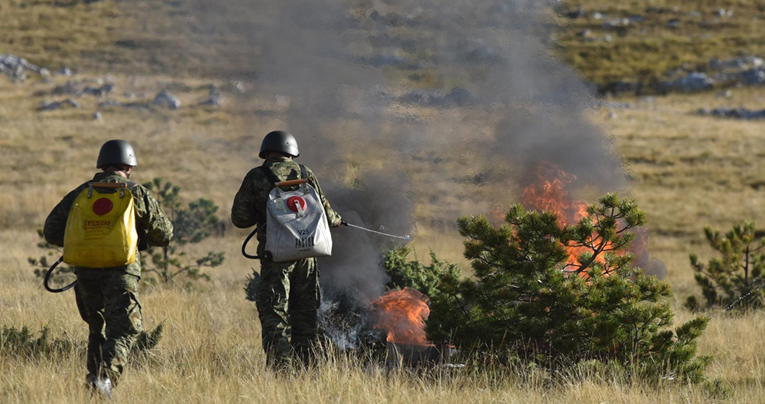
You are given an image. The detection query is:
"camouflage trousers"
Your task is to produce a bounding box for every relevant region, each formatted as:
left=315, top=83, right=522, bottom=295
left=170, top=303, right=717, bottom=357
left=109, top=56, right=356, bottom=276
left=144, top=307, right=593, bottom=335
left=256, top=257, right=320, bottom=370
left=74, top=268, right=143, bottom=386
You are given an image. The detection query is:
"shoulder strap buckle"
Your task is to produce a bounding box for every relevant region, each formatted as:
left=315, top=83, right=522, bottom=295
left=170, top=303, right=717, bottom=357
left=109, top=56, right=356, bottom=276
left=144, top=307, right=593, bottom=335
left=87, top=182, right=128, bottom=198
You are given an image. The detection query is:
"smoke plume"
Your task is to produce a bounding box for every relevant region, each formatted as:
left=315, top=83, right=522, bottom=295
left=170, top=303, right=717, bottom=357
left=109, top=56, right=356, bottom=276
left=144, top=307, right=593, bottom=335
left=160, top=0, right=641, bottom=302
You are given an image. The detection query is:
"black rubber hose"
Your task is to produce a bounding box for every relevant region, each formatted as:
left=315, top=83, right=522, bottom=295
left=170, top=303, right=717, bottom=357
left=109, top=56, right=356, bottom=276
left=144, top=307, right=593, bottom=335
left=241, top=227, right=262, bottom=260
left=44, top=257, right=77, bottom=293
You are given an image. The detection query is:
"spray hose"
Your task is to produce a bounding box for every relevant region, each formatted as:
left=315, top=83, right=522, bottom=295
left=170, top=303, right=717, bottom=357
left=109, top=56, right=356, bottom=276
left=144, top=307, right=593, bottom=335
left=44, top=257, right=77, bottom=293
left=241, top=226, right=267, bottom=260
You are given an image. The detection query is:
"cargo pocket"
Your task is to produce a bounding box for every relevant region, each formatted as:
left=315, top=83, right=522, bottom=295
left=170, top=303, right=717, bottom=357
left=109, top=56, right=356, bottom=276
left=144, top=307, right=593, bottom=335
left=311, top=260, right=321, bottom=305
left=74, top=282, right=93, bottom=323
left=125, top=290, right=144, bottom=335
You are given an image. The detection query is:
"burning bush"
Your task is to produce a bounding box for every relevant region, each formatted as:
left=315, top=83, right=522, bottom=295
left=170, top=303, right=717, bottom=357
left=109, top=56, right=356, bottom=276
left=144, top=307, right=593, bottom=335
left=383, top=247, right=462, bottom=301
left=424, top=193, right=710, bottom=382
left=686, top=222, right=765, bottom=311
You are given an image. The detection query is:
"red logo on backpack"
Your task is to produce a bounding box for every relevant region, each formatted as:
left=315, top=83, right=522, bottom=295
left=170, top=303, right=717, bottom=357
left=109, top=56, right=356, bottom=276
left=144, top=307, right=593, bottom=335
left=92, top=198, right=114, bottom=216
left=287, top=196, right=306, bottom=212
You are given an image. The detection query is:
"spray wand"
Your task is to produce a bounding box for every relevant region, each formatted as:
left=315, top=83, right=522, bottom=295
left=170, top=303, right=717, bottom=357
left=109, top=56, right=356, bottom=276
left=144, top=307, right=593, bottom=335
left=341, top=220, right=411, bottom=240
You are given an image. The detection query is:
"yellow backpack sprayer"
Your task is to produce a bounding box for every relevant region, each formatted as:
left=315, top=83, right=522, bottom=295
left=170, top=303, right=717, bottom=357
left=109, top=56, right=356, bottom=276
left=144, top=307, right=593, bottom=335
left=45, top=182, right=138, bottom=293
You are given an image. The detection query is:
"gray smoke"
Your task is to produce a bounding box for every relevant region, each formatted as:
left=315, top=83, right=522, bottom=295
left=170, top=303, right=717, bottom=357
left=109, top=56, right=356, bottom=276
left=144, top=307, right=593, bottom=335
left=159, top=0, right=632, bottom=303
left=381, top=0, right=627, bottom=191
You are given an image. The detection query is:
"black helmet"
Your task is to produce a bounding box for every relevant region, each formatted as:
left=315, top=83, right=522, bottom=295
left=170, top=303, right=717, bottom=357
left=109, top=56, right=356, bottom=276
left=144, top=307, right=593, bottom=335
left=259, top=130, right=299, bottom=159
left=96, top=139, right=138, bottom=168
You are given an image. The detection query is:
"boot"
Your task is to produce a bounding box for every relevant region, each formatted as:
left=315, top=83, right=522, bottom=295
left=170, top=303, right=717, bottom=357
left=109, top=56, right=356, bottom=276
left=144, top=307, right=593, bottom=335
left=89, top=376, right=113, bottom=399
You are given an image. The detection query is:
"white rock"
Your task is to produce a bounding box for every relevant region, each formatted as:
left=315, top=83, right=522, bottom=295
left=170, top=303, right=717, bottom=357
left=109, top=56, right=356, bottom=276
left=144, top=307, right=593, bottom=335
left=153, top=90, right=181, bottom=110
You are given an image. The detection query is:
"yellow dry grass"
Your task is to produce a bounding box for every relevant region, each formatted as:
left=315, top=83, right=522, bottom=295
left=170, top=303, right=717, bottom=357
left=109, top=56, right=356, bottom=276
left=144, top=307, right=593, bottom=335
left=0, top=0, right=129, bottom=71
left=598, top=89, right=765, bottom=299
left=2, top=69, right=765, bottom=402
left=4, top=236, right=765, bottom=403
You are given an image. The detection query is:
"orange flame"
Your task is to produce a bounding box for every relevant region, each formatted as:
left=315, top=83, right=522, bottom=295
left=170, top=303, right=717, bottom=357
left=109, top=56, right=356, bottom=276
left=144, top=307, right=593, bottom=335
left=521, top=162, right=616, bottom=274
left=371, top=287, right=433, bottom=346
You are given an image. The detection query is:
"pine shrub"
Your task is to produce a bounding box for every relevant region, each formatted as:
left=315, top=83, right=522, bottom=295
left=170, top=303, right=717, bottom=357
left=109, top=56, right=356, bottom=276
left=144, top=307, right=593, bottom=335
left=142, top=178, right=225, bottom=284
left=0, top=325, right=76, bottom=358
left=421, top=193, right=710, bottom=382
left=686, top=222, right=765, bottom=311
left=383, top=247, right=462, bottom=301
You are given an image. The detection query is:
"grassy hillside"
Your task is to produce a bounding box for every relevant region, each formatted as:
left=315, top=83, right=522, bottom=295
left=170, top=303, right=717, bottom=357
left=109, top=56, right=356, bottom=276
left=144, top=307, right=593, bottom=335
left=556, top=0, right=765, bottom=91
left=5, top=1, right=765, bottom=89
left=2, top=0, right=765, bottom=402
left=0, top=0, right=128, bottom=72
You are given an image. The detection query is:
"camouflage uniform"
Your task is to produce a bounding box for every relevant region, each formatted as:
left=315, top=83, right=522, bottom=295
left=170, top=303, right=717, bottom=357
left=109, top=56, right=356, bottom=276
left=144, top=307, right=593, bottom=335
left=232, top=157, right=341, bottom=369
left=43, top=172, right=173, bottom=386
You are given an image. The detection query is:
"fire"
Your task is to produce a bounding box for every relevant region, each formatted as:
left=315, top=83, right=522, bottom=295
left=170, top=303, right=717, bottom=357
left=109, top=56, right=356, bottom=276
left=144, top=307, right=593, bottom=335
left=371, top=287, right=433, bottom=346
left=521, top=164, right=587, bottom=227
left=521, top=162, right=616, bottom=274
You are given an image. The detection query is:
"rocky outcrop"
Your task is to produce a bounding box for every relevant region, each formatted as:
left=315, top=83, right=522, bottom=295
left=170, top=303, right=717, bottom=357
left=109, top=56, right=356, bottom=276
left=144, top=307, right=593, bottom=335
left=698, top=107, right=765, bottom=120
left=398, top=87, right=476, bottom=108
left=37, top=98, right=81, bottom=111
left=199, top=85, right=222, bottom=107
left=658, top=72, right=716, bottom=93
left=153, top=90, right=181, bottom=110
left=0, top=55, right=48, bottom=81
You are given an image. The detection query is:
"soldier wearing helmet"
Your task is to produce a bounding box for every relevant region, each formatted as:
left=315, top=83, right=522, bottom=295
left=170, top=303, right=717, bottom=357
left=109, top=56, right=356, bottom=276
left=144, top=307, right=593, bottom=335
left=231, top=130, right=342, bottom=370
left=43, top=139, right=173, bottom=396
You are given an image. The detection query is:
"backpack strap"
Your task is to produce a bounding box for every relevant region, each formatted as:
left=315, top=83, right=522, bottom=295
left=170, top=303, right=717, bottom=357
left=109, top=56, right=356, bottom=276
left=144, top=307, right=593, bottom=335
left=259, top=164, right=281, bottom=185
left=299, top=164, right=307, bottom=180
left=126, top=180, right=149, bottom=251
left=242, top=164, right=280, bottom=261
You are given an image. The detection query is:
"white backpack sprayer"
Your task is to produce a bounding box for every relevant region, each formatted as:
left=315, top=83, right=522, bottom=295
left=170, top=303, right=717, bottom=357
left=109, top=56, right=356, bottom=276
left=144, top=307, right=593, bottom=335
left=242, top=164, right=410, bottom=261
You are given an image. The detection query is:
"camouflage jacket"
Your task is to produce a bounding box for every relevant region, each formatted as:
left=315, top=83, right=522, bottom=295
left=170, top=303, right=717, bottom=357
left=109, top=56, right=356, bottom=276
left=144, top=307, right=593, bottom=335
left=43, top=172, right=174, bottom=276
left=231, top=157, right=341, bottom=252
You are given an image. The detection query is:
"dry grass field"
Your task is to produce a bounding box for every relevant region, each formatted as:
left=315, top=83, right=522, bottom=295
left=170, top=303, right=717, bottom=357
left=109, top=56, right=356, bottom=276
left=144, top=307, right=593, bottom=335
left=3, top=0, right=765, bottom=402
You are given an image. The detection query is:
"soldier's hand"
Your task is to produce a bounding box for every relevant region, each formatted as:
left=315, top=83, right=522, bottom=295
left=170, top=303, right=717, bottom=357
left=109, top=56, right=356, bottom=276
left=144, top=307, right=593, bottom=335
left=331, top=218, right=343, bottom=228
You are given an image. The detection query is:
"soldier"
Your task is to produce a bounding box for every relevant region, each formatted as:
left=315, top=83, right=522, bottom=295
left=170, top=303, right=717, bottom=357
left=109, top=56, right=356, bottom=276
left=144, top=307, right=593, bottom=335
left=232, top=130, right=342, bottom=370
left=43, top=139, right=173, bottom=396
